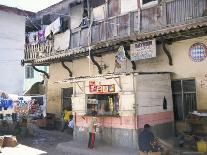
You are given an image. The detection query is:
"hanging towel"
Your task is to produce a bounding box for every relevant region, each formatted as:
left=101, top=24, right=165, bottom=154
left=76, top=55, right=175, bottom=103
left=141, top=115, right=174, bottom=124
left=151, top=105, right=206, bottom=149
left=28, top=32, right=38, bottom=44
left=45, top=17, right=61, bottom=38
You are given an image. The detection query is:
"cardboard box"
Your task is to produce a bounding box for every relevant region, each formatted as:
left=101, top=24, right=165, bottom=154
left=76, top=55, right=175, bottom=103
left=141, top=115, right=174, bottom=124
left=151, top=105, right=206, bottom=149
left=36, top=119, right=46, bottom=128
left=3, top=136, right=17, bottom=147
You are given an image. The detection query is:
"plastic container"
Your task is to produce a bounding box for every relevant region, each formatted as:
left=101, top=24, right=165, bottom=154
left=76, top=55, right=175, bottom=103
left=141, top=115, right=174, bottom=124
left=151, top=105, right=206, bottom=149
left=197, top=140, right=207, bottom=152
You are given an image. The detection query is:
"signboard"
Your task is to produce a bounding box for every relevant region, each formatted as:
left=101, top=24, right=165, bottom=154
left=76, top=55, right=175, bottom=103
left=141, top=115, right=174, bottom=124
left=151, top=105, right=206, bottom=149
left=89, top=81, right=115, bottom=94
left=189, top=43, right=207, bottom=62
left=130, top=39, right=156, bottom=61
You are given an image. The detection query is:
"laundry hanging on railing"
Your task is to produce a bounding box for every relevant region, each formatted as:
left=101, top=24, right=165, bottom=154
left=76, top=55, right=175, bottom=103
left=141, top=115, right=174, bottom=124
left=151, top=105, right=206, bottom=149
left=45, top=17, right=62, bottom=38
left=38, top=29, right=45, bottom=43
left=26, top=32, right=38, bottom=44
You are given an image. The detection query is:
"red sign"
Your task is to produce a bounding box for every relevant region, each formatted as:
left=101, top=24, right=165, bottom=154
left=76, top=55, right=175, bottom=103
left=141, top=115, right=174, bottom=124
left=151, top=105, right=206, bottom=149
left=89, top=81, right=115, bottom=94
left=89, top=81, right=97, bottom=93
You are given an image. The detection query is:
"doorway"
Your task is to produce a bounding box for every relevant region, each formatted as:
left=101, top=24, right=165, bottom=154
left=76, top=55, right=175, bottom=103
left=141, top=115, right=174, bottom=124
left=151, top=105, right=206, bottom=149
left=171, top=79, right=197, bottom=121
left=61, top=88, right=73, bottom=134
left=62, top=88, right=73, bottom=111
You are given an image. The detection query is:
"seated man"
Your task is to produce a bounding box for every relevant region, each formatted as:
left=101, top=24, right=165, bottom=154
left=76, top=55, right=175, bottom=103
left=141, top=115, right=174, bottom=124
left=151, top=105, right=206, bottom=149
left=61, top=108, right=72, bottom=132
left=138, top=124, right=160, bottom=155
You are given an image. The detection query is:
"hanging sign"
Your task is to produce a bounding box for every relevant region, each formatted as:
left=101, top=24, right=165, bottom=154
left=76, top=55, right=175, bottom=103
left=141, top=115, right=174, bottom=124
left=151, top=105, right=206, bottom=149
left=189, top=43, right=207, bottom=62
left=130, top=39, right=156, bottom=61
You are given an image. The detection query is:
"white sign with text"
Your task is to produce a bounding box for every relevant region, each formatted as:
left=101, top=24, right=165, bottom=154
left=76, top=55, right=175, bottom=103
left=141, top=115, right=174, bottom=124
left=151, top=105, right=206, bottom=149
left=130, top=39, right=156, bottom=61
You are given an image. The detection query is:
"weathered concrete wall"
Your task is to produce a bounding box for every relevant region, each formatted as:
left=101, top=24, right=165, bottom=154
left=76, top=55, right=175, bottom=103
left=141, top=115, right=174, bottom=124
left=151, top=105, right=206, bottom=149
left=138, top=121, right=175, bottom=141
left=134, top=36, right=207, bottom=110
left=74, top=126, right=138, bottom=148
left=47, top=36, right=207, bottom=148
left=47, top=62, right=72, bottom=116
left=48, top=36, right=207, bottom=114
left=0, top=11, right=25, bottom=95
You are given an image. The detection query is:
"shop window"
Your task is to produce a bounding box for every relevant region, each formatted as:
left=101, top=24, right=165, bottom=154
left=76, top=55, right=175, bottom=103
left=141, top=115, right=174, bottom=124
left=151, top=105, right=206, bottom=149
left=172, top=79, right=197, bottom=121
left=25, top=66, right=34, bottom=79
left=141, top=0, right=158, bottom=9
left=87, top=94, right=119, bottom=116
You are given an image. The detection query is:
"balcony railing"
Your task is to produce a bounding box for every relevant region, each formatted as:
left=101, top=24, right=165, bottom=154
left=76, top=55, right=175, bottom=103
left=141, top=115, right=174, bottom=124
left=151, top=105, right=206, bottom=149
left=24, top=0, right=207, bottom=62
left=24, top=41, right=54, bottom=61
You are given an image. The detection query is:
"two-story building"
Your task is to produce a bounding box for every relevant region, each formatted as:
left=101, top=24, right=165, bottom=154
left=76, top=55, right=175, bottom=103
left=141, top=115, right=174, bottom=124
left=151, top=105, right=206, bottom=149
left=0, top=5, right=34, bottom=95
left=23, top=0, right=207, bottom=148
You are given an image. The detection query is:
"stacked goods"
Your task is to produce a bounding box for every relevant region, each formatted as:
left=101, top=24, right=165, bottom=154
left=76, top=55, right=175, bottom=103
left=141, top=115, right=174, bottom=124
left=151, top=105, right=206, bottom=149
left=3, top=136, right=17, bottom=147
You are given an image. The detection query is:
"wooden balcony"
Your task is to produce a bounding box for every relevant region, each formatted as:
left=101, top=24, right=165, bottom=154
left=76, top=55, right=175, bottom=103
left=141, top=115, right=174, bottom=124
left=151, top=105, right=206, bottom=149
left=24, top=0, right=207, bottom=63
left=24, top=41, right=54, bottom=61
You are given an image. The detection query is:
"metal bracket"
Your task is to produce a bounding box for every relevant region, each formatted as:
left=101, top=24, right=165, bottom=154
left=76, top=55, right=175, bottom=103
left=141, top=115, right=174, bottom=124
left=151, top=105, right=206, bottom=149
left=162, top=40, right=173, bottom=66
left=90, top=53, right=102, bottom=74
left=75, top=82, right=84, bottom=93
left=113, top=77, right=122, bottom=92
left=32, top=66, right=49, bottom=79
left=61, top=61, right=73, bottom=77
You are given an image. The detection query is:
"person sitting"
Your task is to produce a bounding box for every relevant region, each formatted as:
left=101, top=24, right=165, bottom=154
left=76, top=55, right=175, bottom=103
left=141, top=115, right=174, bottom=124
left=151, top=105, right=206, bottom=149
left=138, top=124, right=160, bottom=155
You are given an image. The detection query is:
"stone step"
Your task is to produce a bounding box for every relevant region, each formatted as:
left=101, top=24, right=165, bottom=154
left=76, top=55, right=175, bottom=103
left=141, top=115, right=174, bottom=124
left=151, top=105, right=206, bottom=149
left=56, top=141, right=137, bottom=155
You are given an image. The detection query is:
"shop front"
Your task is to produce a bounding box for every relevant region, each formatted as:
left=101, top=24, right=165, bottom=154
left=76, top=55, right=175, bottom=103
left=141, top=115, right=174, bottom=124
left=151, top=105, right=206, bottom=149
left=71, top=73, right=174, bottom=148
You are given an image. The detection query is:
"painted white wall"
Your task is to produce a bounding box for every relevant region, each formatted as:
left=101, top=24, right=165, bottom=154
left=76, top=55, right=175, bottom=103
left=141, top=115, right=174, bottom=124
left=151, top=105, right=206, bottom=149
left=23, top=66, right=48, bottom=93
left=0, top=11, right=25, bottom=95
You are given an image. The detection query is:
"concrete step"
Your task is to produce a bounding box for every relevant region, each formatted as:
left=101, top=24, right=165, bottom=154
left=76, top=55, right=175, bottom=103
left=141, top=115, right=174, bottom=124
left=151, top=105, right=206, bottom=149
left=56, top=141, right=138, bottom=155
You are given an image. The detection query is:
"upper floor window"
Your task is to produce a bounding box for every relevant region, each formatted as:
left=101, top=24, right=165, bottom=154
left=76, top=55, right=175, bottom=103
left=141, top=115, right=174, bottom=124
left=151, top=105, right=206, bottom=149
left=141, top=0, right=158, bottom=9
left=172, top=79, right=197, bottom=121
left=25, top=66, right=34, bottom=79
left=108, top=0, right=120, bottom=17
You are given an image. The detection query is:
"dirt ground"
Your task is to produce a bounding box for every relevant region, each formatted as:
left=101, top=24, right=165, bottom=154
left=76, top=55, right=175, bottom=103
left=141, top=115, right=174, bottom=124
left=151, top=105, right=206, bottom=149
left=1, top=127, right=73, bottom=155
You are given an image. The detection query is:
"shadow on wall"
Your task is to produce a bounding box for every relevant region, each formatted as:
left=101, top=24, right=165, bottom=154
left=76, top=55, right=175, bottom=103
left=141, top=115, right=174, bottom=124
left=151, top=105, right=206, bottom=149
left=24, top=81, right=45, bottom=95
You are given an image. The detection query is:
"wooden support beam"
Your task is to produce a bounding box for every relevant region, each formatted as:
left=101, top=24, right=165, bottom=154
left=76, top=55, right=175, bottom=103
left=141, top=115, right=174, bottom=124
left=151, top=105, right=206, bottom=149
left=124, top=45, right=136, bottom=70
left=32, top=65, right=49, bottom=79
left=90, top=53, right=102, bottom=74
left=162, top=40, right=173, bottom=66
left=61, top=61, right=73, bottom=77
